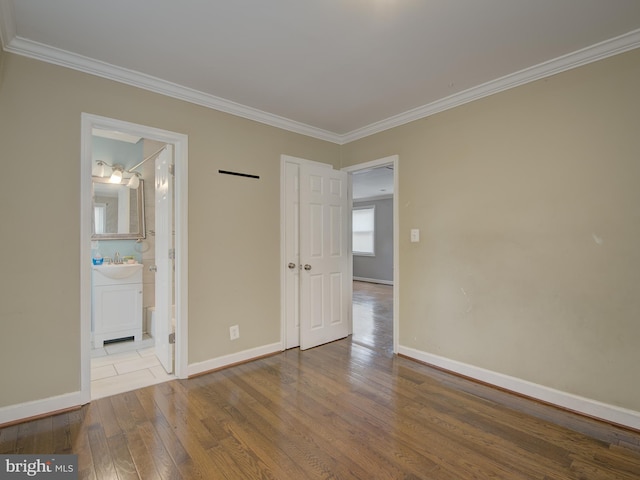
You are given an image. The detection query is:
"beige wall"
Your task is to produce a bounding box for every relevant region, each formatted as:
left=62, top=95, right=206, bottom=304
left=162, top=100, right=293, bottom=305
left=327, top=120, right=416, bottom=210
left=342, top=48, right=640, bottom=412
left=1, top=45, right=639, bottom=416
left=0, top=53, right=339, bottom=408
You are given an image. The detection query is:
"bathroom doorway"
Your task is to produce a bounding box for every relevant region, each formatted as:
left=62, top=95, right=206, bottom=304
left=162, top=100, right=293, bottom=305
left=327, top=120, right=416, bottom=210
left=80, top=114, right=189, bottom=403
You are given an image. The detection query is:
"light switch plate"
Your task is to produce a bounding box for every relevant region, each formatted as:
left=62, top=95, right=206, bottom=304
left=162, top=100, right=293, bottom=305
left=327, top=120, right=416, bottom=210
left=411, top=229, right=420, bottom=242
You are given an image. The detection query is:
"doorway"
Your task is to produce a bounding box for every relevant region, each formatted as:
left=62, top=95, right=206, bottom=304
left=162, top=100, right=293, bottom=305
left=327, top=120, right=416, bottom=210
left=281, top=154, right=399, bottom=354
left=343, top=155, right=399, bottom=354
left=80, top=114, right=189, bottom=403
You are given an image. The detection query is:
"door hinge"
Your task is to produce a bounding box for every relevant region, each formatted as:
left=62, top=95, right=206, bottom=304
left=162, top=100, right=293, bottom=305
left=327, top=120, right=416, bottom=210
left=169, top=332, right=175, bottom=344
left=169, top=248, right=175, bottom=260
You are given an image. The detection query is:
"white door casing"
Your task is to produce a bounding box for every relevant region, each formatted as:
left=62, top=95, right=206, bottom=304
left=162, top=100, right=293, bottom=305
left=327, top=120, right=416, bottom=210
left=154, top=145, right=174, bottom=373
left=283, top=160, right=301, bottom=348
left=299, top=163, right=350, bottom=350
left=80, top=113, right=188, bottom=406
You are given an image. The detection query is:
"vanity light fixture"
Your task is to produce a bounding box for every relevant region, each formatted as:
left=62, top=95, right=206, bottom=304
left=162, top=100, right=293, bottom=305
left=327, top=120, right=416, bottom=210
left=95, top=160, right=140, bottom=189
left=95, top=145, right=166, bottom=189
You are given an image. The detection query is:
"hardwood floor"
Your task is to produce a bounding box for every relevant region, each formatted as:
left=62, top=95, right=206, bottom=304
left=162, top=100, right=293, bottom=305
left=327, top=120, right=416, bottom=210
left=352, top=280, right=393, bottom=355
left=2, top=282, right=639, bottom=479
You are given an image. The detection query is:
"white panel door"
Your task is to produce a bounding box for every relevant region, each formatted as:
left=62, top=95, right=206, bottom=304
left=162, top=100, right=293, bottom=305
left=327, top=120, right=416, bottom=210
left=299, top=163, right=349, bottom=350
left=154, top=146, right=174, bottom=373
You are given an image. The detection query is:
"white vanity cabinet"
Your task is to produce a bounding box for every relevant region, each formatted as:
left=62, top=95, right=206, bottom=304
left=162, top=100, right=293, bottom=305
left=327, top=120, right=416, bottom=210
left=92, top=264, right=143, bottom=347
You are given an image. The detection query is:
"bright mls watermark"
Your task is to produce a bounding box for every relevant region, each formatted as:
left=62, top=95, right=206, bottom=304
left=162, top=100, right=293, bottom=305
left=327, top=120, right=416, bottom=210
left=0, top=455, right=77, bottom=479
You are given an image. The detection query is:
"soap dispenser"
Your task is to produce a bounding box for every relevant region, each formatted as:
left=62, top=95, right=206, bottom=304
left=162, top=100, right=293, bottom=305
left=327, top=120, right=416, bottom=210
left=92, top=251, right=103, bottom=265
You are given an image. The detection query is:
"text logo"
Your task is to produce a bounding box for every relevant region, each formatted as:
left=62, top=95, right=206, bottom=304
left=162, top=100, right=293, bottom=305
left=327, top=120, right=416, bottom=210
left=0, top=455, right=77, bottom=479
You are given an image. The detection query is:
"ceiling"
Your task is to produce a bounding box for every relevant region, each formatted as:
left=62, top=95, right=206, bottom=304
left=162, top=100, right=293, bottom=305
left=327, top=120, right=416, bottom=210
left=352, top=165, right=394, bottom=200
left=1, top=1, right=640, bottom=144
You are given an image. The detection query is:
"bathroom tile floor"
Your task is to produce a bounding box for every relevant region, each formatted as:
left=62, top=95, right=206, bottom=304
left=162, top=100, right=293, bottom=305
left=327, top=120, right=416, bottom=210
left=90, top=336, right=176, bottom=400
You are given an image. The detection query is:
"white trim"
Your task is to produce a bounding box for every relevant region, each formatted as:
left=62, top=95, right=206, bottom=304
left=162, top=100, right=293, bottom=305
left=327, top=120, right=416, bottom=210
left=81, top=114, right=189, bottom=406
left=280, top=159, right=287, bottom=350
left=353, top=276, right=393, bottom=286
left=342, top=156, right=398, bottom=174
left=0, top=392, right=81, bottom=426
left=188, top=342, right=282, bottom=377
left=4, top=35, right=341, bottom=144
left=174, top=135, right=189, bottom=381
left=341, top=29, right=640, bottom=143
left=398, top=346, right=640, bottom=431
left=1, top=7, right=638, bottom=145
left=343, top=155, right=399, bottom=354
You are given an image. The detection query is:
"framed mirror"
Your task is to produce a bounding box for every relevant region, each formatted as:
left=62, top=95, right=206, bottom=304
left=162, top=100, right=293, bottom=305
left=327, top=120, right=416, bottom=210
left=92, top=176, right=146, bottom=240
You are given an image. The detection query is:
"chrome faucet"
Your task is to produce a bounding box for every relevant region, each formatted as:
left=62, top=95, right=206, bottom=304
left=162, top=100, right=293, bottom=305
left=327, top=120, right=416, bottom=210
left=114, top=252, right=122, bottom=264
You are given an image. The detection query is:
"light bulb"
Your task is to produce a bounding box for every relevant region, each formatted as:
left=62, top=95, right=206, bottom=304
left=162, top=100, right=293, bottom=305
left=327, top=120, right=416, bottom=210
left=109, top=168, right=123, bottom=184
left=127, top=174, right=140, bottom=189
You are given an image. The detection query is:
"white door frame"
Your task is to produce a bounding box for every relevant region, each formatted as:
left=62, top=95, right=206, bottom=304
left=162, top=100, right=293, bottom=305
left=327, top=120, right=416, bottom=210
left=80, top=113, right=189, bottom=404
left=342, top=155, right=399, bottom=354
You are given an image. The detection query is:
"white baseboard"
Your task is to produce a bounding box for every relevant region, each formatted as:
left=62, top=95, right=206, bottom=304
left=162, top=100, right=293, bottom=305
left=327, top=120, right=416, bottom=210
left=353, top=276, right=393, bottom=286
left=187, top=342, right=283, bottom=377
left=0, top=391, right=82, bottom=426
left=398, top=345, right=640, bottom=431
left=1, top=342, right=283, bottom=425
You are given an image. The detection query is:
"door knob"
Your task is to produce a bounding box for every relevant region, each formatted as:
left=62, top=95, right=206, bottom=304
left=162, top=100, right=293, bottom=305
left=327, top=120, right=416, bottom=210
left=304, top=264, right=312, bottom=271
left=288, top=262, right=296, bottom=269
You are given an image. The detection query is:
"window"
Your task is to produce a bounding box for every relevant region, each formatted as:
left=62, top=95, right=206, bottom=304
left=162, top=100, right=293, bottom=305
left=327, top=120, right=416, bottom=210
left=353, top=206, right=375, bottom=255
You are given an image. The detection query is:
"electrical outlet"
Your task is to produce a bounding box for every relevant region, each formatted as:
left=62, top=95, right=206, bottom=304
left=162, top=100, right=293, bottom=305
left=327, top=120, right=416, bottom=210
left=229, top=325, right=240, bottom=340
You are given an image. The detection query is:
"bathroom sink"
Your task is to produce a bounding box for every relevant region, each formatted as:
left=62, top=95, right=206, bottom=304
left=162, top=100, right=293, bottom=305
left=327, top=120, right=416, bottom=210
left=93, top=263, right=143, bottom=279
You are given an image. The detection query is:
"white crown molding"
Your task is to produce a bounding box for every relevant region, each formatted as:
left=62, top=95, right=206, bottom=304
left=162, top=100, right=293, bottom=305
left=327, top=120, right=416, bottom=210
left=1, top=4, right=639, bottom=145
left=340, top=28, right=640, bottom=144
left=3, top=33, right=343, bottom=143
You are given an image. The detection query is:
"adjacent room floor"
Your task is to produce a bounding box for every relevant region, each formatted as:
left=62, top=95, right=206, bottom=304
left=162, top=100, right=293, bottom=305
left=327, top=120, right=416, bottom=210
left=91, top=336, right=175, bottom=400
left=352, top=280, right=393, bottom=355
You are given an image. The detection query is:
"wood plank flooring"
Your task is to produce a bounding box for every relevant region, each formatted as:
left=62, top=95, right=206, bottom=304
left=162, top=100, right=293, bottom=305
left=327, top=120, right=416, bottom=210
left=2, top=282, right=640, bottom=479
left=352, top=280, right=394, bottom=355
